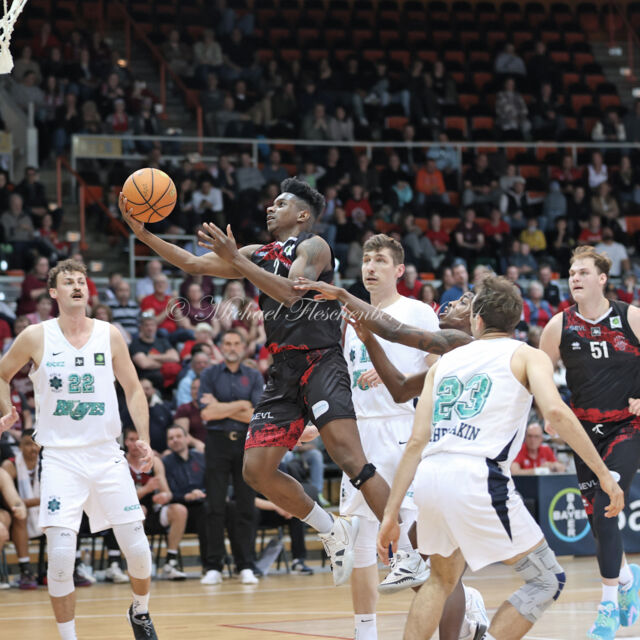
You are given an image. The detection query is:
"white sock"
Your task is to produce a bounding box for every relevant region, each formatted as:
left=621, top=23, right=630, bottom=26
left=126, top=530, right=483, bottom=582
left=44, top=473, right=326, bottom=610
left=602, top=584, right=618, bottom=603
left=57, top=620, right=77, bottom=640
left=620, top=562, right=633, bottom=589
left=354, top=613, right=377, bottom=640
left=397, top=528, right=412, bottom=553
left=132, top=591, right=150, bottom=615
left=459, top=616, right=472, bottom=638
left=302, top=502, right=334, bottom=534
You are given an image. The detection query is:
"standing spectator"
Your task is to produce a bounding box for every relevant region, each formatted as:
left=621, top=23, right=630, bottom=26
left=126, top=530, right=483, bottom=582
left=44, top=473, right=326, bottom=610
left=494, top=42, right=526, bottom=76
left=439, top=261, right=471, bottom=307
left=132, top=97, right=161, bottom=153
left=462, top=153, right=499, bottom=210
left=16, top=256, right=49, bottom=316
left=162, top=425, right=210, bottom=577
left=538, top=264, right=562, bottom=308
left=511, top=422, right=565, bottom=475
left=198, top=330, right=264, bottom=585
left=129, top=316, right=181, bottom=391
left=108, top=280, right=140, bottom=338
left=496, top=77, right=531, bottom=139
left=396, top=264, right=423, bottom=299
left=587, top=151, right=608, bottom=190
left=414, top=158, right=448, bottom=207
left=162, top=29, right=192, bottom=78
left=454, top=208, right=485, bottom=266
left=595, top=228, right=630, bottom=278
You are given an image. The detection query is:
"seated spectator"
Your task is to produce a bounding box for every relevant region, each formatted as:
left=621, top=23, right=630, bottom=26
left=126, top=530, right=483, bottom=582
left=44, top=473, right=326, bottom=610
left=221, top=27, right=260, bottom=86
left=124, top=427, right=187, bottom=579
left=0, top=467, right=27, bottom=587
left=312, top=185, right=339, bottom=246
left=546, top=217, right=575, bottom=276
left=31, top=22, right=60, bottom=59
left=201, top=73, right=225, bottom=134
left=427, top=132, right=459, bottom=188
left=282, top=440, right=327, bottom=508
left=1, top=194, right=36, bottom=270
left=590, top=182, right=619, bottom=221
left=301, top=103, right=332, bottom=142
left=542, top=182, right=567, bottom=231
left=531, top=82, right=565, bottom=139
left=175, top=350, right=212, bottom=408
left=510, top=240, right=538, bottom=279
left=454, top=208, right=485, bottom=266
left=539, top=264, right=562, bottom=308
left=617, top=273, right=640, bottom=306
left=496, top=77, right=531, bottom=140
left=26, top=293, right=53, bottom=325
left=624, top=99, right=640, bottom=144
left=519, top=217, right=547, bottom=256
left=425, top=213, right=451, bottom=262
left=511, top=422, right=565, bottom=475
left=53, top=92, right=81, bottom=156
left=13, top=45, right=41, bottom=85
left=140, top=273, right=194, bottom=346
left=439, top=261, right=471, bottom=307
left=11, top=70, right=44, bottom=114
left=592, top=110, right=626, bottom=142
left=129, top=316, right=181, bottom=390
left=578, top=214, right=604, bottom=246
left=432, top=60, right=458, bottom=109
left=528, top=41, right=554, bottom=88
left=351, top=154, right=380, bottom=198
left=106, top=99, right=133, bottom=152
left=1, top=429, right=40, bottom=589
left=500, top=177, right=533, bottom=233
left=261, top=150, right=289, bottom=185
left=16, top=256, right=49, bottom=316
left=135, top=259, right=168, bottom=302
left=613, top=156, right=640, bottom=208
left=180, top=282, right=216, bottom=329
left=567, top=185, right=591, bottom=232
left=415, top=158, right=448, bottom=208
left=93, top=303, right=130, bottom=345
left=483, top=207, right=511, bottom=262
left=419, top=283, right=440, bottom=313
left=380, top=152, right=411, bottom=202
left=163, top=424, right=209, bottom=569
left=190, top=176, right=224, bottom=228
left=550, top=155, right=583, bottom=195
left=587, top=151, right=608, bottom=190
left=523, top=281, right=554, bottom=328
left=410, top=67, right=440, bottom=127
left=595, top=227, right=630, bottom=278
left=402, top=216, right=438, bottom=272
left=16, top=166, right=51, bottom=227
left=437, top=266, right=454, bottom=300
left=328, top=105, right=354, bottom=142
left=108, top=279, right=140, bottom=338
left=396, top=264, right=423, bottom=299
left=462, top=153, right=498, bottom=211
left=174, top=377, right=207, bottom=450
left=494, top=42, right=526, bottom=77
left=193, top=28, right=223, bottom=86
left=69, top=47, right=99, bottom=102
left=344, top=184, right=373, bottom=221
left=472, top=265, right=494, bottom=288
left=132, top=97, right=161, bottom=153
left=180, top=323, right=223, bottom=362
left=235, top=151, right=266, bottom=195
left=162, top=29, right=192, bottom=78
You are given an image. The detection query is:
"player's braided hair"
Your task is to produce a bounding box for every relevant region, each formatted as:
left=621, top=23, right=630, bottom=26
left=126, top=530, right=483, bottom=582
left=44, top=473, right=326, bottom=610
left=472, top=275, right=523, bottom=334
left=280, top=177, right=326, bottom=219
left=47, top=259, right=87, bottom=289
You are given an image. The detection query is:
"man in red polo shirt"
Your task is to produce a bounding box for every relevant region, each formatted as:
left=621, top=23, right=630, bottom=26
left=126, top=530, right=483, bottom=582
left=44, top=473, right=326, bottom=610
left=511, top=421, right=566, bottom=475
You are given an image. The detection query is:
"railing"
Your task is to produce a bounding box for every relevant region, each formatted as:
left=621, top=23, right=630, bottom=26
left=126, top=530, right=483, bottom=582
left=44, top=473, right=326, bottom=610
left=113, top=2, right=204, bottom=147
left=56, top=156, right=130, bottom=249
left=607, top=0, right=640, bottom=81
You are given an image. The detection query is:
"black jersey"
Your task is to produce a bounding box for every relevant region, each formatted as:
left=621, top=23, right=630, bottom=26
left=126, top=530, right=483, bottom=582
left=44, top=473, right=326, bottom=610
left=559, top=300, right=640, bottom=426
left=250, top=232, right=342, bottom=353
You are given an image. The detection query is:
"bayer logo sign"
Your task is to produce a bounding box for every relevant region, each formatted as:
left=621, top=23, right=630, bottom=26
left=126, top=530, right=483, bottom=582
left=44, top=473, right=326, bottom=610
left=548, top=487, right=591, bottom=543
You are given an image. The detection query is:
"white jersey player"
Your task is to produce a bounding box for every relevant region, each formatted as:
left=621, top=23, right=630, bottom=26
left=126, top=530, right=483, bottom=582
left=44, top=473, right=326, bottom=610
left=378, top=276, right=624, bottom=640
left=0, top=259, right=158, bottom=640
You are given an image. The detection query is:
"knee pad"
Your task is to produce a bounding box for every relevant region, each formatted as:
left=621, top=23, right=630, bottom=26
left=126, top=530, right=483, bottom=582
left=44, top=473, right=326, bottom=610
left=350, top=463, right=376, bottom=490
left=508, top=541, right=566, bottom=623
left=113, top=521, right=152, bottom=580
left=353, top=517, right=378, bottom=569
left=45, top=527, right=77, bottom=598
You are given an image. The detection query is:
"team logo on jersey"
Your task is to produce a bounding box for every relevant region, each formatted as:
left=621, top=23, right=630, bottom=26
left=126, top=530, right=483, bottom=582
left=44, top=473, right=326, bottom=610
left=49, top=375, right=63, bottom=391
left=349, top=348, right=356, bottom=363
left=571, top=342, right=581, bottom=350
left=610, top=316, right=622, bottom=329
left=47, top=496, right=61, bottom=515
left=94, top=353, right=105, bottom=366
left=591, top=327, right=601, bottom=337
left=75, top=357, right=84, bottom=367
left=548, top=487, right=590, bottom=543
left=46, top=360, right=64, bottom=367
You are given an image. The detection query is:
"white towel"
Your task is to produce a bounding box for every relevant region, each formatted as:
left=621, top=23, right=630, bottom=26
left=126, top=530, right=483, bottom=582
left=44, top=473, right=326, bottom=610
left=15, top=451, right=41, bottom=538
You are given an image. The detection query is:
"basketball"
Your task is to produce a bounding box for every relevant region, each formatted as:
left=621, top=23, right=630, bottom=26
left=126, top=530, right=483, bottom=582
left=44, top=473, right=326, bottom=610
left=121, top=167, right=177, bottom=223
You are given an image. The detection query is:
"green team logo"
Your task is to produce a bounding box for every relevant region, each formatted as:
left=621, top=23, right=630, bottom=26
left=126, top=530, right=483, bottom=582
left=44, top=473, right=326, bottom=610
left=94, top=353, right=105, bottom=366
left=47, top=496, right=61, bottom=514
left=53, top=400, right=105, bottom=421
left=49, top=375, right=63, bottom=392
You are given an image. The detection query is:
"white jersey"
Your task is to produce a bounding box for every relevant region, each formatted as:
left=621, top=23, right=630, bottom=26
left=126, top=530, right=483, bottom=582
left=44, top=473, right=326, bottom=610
left=30, top=319, right=121, bottom=448
left=425, top=338, right=532, bottom=465
left=344, top=296, right=438, bottom=419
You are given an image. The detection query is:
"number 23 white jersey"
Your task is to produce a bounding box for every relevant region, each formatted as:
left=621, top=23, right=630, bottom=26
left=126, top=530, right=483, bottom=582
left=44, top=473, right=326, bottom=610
left=30, top=319, right=121, bottom=448
left=425, top=338, right=532, bottom=465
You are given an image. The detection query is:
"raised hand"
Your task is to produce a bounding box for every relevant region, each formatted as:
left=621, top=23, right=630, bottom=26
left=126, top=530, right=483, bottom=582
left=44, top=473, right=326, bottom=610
left=198, top=222, right=239, bottom=262
left=118, top=193, right=145, bottom=236
left=293, top=277, right=341, bottom=300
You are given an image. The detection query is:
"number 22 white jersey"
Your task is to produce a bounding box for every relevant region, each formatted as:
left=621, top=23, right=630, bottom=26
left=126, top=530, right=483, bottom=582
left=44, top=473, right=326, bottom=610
left=30, top=319, right=121, bottom=448
left=425, top=338, right=532, bottom=465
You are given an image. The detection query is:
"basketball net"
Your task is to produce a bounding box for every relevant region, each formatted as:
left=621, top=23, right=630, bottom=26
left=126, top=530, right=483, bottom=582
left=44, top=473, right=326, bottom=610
left=0, top=0, right=28, bottom=74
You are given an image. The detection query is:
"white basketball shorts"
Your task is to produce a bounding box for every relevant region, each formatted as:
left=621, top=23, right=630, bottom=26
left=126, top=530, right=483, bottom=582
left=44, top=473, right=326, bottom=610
left=413, top=453, right=544, bottom=571
left=39, top=439, right=144, bottom=533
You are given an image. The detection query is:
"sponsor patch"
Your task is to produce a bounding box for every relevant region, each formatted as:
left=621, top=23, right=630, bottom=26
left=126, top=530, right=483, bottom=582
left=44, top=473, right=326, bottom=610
left=312, top=400, right=329, bottom=419
left=94, top=353, right=105, bottom=366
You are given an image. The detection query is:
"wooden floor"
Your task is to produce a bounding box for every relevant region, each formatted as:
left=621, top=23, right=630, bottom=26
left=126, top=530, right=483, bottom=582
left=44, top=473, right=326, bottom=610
left=2, top=555, right=640, bottom=639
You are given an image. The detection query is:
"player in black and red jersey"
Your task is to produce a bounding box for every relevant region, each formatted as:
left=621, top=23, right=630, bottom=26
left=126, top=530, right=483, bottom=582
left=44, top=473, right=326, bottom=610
left=120, top=178, right=393, bottom=586
left=540, top=245, right=640, bottom=640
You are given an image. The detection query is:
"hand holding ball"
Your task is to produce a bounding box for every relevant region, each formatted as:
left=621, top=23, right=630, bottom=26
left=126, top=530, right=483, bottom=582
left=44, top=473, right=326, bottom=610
left=120, top=168, right=177, bottom=223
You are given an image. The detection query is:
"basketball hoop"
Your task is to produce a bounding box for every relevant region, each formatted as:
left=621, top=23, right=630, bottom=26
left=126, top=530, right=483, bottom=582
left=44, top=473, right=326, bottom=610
left=0, top=0, right=28, bottom=75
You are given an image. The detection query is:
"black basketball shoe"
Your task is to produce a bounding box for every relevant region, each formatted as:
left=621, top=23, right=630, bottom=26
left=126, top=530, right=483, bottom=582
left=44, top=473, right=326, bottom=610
left=127, top=604, right=158, bottom=639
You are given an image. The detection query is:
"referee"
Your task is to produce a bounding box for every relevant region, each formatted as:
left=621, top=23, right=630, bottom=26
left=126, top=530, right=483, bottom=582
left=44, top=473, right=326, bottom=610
left=198, top=329, right=264, bottom=585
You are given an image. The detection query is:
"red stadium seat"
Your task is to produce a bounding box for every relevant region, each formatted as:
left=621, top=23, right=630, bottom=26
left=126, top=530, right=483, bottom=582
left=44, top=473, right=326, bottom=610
left=599, top=94, right=621, bottom=110
left=444, top=116, right=468, bottom=137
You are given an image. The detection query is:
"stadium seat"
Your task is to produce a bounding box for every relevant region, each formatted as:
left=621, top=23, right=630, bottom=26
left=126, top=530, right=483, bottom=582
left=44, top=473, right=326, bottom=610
left=626, top=217, right=640, bottom=234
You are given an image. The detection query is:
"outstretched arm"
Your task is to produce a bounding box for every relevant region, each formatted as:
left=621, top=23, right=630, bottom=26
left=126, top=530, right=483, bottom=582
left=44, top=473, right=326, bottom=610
left=296, top=277, right=472, bottom=354
left=198, top=223, right=332, bottom=308
left=119, top=194, right=259, bottom=277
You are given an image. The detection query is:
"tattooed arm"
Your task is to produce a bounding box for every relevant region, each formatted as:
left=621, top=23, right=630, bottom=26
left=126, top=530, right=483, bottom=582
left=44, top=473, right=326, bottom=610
left=295, top=277, right=473, bottom=354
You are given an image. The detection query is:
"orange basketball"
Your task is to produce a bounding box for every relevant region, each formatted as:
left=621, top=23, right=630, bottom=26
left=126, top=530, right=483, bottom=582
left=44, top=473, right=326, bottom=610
left=121, top=167, right=177, bottom=223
